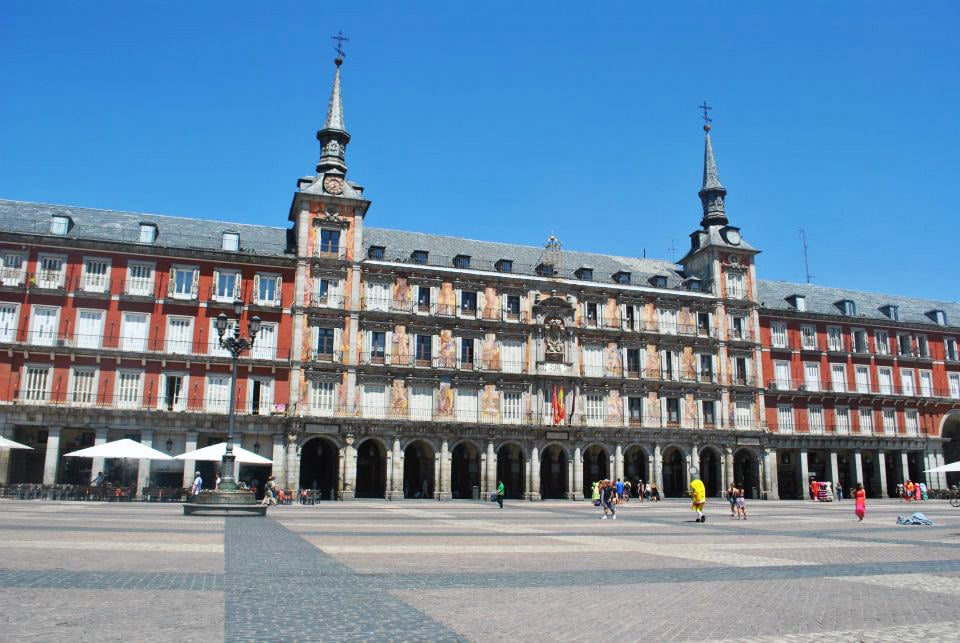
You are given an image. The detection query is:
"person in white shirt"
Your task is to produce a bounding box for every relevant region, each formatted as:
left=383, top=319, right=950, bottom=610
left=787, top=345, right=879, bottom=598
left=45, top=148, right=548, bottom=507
left=191, top=471, right=203, bottom=496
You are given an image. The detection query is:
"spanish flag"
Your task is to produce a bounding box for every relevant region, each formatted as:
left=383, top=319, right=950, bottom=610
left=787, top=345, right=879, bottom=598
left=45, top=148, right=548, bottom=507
left=556, top=386, right=566, bottom=425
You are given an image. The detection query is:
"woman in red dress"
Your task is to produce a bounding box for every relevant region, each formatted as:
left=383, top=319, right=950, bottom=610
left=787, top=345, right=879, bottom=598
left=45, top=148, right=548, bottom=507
left=854, top=483, right=866, bottom=521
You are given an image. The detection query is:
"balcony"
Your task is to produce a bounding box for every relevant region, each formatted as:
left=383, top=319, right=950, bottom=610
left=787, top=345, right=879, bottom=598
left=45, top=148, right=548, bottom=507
left=0, top=266, right=27, bottom=288
left=765, top=378, right=959, bottom=400
left=13, top=391, right=286, bottom=416
left=728, top=327, right=754, bottom=343
left=309, top=293, right=345, bottom=309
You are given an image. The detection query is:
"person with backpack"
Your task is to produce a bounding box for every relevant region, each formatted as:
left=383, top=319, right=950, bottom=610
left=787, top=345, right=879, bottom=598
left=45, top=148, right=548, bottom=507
left=496, top=480, right=504, bottom=509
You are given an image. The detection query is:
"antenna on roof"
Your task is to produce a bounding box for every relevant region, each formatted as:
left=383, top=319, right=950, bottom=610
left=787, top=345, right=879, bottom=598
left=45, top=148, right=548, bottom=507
left=798, top=229, right=814, bottom=284
left=668, top=239, right=677, bottom=262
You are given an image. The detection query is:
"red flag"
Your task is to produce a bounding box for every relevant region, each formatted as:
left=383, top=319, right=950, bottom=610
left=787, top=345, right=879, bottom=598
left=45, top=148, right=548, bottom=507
left=567, top=389, right=576, bottom=426
left=552, top=384, right=559, bottom=425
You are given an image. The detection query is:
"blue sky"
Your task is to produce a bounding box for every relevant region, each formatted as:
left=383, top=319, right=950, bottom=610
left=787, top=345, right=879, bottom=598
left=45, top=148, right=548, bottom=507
left=2, top=2, right=957, bottom=300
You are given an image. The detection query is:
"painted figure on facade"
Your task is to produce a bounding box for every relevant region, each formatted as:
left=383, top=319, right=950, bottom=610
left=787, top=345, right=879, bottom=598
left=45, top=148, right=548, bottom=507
left=607, top=390, right=623, bottom=424
left=646, top=392, right=660, bottom=426
left=684, top=395, right=698, bottom=425
left=393, top=325, right=409, bottom=365
left=645, top=343, right=660, bottom=378
left=389, top=380, right=408, bottom=418
left=681, top=347, right=697, bottom=380
left=438, top=282, right=456, bottom=316
left=392, top=277, right=412, bottom=310
left=678, top=306, right=695, bottom=334
left=605, top=297, right=619, bottom=328
left=605, top=342, right=622, bottom=377
left=481, top=385, right=500, bottom=422
left=482, top=286, right=499, bottom=320
left=437, top=330, right=456, bottom=368
left=436, top=385, right=454, bottom=418
left=642, top=301, right=656, bottom=331
left=337, top=372, right=349, bottom=413
left=482, top=335, right=500, bottom=370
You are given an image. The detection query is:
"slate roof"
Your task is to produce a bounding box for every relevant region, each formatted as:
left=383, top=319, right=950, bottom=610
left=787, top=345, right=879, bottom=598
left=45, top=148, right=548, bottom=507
left=0, top=199, right=292, bottom=257
left=363, top=227, right=687, bottom=289
left=758, top=280, right=960, bottom=329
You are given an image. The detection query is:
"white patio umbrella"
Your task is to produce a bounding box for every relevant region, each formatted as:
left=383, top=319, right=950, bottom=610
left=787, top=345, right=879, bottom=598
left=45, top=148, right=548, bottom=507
left=64, top=439, right=173, bottom=488
left=924, top=460, right=960, bottom=474
left=0, top=435, right=32, bottom=450
left=174, top=442, right=272, bottom=465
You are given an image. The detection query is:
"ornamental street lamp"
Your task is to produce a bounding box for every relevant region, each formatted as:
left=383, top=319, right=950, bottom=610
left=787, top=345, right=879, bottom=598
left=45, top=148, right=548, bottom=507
left=214, top=303, right=260, bottom=491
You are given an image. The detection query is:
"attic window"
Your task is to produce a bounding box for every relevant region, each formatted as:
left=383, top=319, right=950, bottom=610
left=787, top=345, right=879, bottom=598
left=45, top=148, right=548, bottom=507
left=648, top=275, right=668, bottom=288
left=453, top=255, right=471, bottom=269
left=686, top=277, right=702, bottom=292
left=836, top=299, right=856, bottom=316
left=50, top=215, right=70, bottom=235
left=222, top=232, right=240, bottom=252
left=787, top=294, right=806, bottom=312
left=536, top=263, right=555, bottom=277
left=881, top=304, right=900, bottom=321
left=495, top=259, right=513, bottom=273
left=575, top=267, right=593, bottom=281
left=139, top=223, right=157, bottom=244
left=411, top=250, right=428, bottom=265
left=613, top=271, right=631, bottom=285
left=928, top=309, right=949, bottom=326
left=368, top=246, right=385, bottom=260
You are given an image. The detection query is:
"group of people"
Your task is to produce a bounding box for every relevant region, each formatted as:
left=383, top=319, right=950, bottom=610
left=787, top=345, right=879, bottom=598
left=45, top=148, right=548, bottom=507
left=590, top=478, right=661, bottom=506
left=896, top=480, right=927, bottom=502
left=725, top=483, right=749, bottom=520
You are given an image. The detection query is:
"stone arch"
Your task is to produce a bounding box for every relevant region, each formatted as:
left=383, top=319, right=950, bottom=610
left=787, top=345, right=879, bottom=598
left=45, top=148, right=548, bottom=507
left=403, top=438, right=436, bottom=499
left=539, top=443, right=569, bottom=499
left=538, top=441, right=572, bottom=460
left=496, top=442, right=526, bottom=500
left=299, top=436, right=340, bottom=500
left=400, top=436, right=439, bottom=452
left=450, top=437, right=484, bottom=453
left=581, top=444, right=610, bottom=498
left=733, top=446, right=762, bottom=499
left=450, top=440, right=481, bottom=500
left=697, top=444, right=723, bottom=498
left=661, top=445, right=688, bottom=497
left=622, top=443, right=650, bottom=493
left=354, top=437, right=387, bottom=499
left=939, top=411, right=960, bottom=487
left=495, top=440, right=529, bottom=460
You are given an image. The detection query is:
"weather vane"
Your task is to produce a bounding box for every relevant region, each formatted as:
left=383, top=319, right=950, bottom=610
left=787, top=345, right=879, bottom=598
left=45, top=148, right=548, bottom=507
left=332, top=30, right=349, bottom=60
left=699, top=101, right=712, bottom=128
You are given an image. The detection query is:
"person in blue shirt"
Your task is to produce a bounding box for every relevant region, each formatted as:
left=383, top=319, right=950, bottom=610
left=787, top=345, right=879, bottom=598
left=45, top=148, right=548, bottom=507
left=615, top=478, right=624, bottom=503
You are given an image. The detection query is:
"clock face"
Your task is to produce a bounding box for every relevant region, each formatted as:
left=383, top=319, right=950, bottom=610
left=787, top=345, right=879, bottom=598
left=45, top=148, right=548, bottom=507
left=725, top=229, right=741, bottom=245
left=323, top=175, right=344, bottom=195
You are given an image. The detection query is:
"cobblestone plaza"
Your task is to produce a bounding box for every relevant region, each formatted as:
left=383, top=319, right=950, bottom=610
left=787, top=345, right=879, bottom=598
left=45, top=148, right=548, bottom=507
left=1, top=499, right=959, bottom=641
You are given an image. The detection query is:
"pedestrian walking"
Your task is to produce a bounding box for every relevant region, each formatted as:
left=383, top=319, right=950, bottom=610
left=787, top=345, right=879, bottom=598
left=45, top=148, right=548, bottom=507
left=261, top=475, right=277, bottom=506
left=835, top=482, right=843, bottom=502
left=735, top=486, right=747, bottom=520
left=854, top=483, right=866, bottom=521
left=727, top=483, right=737, bottom=517
left=591, top=481, right=600, bottom=503
left=496, top=479, right=505, bottom=509
left=615, top=478, right=624, bottom=503
left=601, top=481, right=616, bottom=519
left=650, top=482, right=660, bottom=502
left=637, top=479, right=645, bottom=502
left=191, top=471, right=203, bottom=497
left=92, top=471, right=105, bottom=486
left=689, top=475, right=706, bottom=523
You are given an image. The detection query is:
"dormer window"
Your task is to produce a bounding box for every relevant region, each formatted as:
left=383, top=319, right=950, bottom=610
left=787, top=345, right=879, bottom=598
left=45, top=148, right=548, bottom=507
left=411, top=250, right=428, bottom=265
left=880, top=304, right=900, bottom=321
left=685, top=277, right=702, bottom=292
left=786, top=294, right=807, bottom=312
left=368, top=246, right=385, bottom=260
left=928, top=309, right=949, bottom=326
left=613, top=271, right=631, bottom=285
left=50, top=215, right=70, bottom=235
left=648, top=275, right=668, bottom=288
left=453, top=255, right=471, bottom=269
left=495, top=259, right=513, bottom=273
left=575, top=267, right=593, bottom=281
left=139, top=223, right=157, bottom=244
left=536, top=263, right=555, bottom=277
left=835, top=299, right=856, bottom=316
left=222, top=232, right=239, bottom=252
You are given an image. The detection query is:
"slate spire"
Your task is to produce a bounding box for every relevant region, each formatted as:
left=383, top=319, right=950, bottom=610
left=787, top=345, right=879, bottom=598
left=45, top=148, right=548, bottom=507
left=698, top=123, right=728, bottom=228
left=316, top=56, right=351, bottom=175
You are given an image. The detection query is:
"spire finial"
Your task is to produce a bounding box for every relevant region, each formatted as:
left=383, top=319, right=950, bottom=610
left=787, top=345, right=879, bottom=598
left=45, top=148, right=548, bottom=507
left=331, top=30, right=348, bottom=66
left=697, top=104, right=728, bottom=227
left=699, top=100, right=712, bottom=132
left=316, top=38, right=351, bottom=175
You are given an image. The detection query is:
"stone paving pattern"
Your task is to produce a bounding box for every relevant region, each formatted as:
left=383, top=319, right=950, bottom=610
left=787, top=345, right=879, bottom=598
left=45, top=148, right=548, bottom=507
left=1, top=498, right=959, bottom=641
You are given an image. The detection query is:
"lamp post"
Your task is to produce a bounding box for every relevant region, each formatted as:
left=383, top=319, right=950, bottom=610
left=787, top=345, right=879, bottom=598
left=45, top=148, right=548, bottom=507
left=213, top=301, right=260, bottom=492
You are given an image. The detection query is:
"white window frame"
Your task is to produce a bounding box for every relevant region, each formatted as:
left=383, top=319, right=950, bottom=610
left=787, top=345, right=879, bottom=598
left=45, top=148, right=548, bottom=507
left=139, top=223, right=157, bottom=244
left=919, top=370, right=933, bottom=397
left=826, top=326, right=843, bottom=352
left=0, top=302, right=19, bottom=343
left=858, top=408, right=874, bottom=435
left=808, top=405, right=825, bottom=434
left=81, top=257, right=111, bottom=293
left=456, top=388, right=478, bottom=422
left=169, top=265, right=199, bottom=300
left=0, top=250, right=26, bottom=286
left=212, top=268, right=242, bottom=303
left=120, top=312, right=150, bottom=352
left=251, top=322, right=277, bottom=360
left=774, top=360, right=792, bottom=390
left=21, top=363, right=53, bottom=403
left=899, top=368, right=915, bottom=396
left=69, top=366, right=98, bottom=406
left=854, top=365, right=870, bottom=393
left=248, top=377, right=274, bottom=416
left=800, top=325, right=817, bottom=350
left=206, top=375, right=231, bottom=413
left=877, top=367, right=894, bottom=394
left=126, top=262, right=155, bottom=297
left=253, top=273, right=282, bottom=307
left=36, top=253, right=66, bottom=289
left=734, top=401, right=752, bottom=429
left=363, top=383, right=387, bottom=419
left=115, top=370, right=144, bottom=409
left=830, top=363, right=847, bottom=392
left=222, top=232, right=240, bottom=252
left=777, top=404, right=794, bottom=433
left=501, top=339, right=523, bottom=374
left=410, top=386, right=434, bottom=421
left=725, top=271, right=745, bottom=299
left=803, top=362, right=821, bottom=392
left=770, top=321, right=788, bottom=348
left=875, top=330, right=890, bottom=355
left=28, top=305, right=59, bottom=346
left=159, top=372, right=189, bottom=412
left=585, top=394, right=604, bottom=427
left=835, top=406, right=851, bottom=435
left=945, top=338, right=958, bottom=361
left=949, top=373, right=960, bottom=399
left=165, top=316, right=194, bottom=355
left=74, top=309, right=105, bottom=349
left=309, top=380, right=336, bottom=416
left=882, top=408, right=897, bottom=435
left=904, top=409, right=919, bottom=436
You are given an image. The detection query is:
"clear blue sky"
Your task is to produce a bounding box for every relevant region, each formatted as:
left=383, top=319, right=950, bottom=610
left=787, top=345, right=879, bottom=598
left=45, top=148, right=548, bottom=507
left=2, top=2, right=957, bottom=300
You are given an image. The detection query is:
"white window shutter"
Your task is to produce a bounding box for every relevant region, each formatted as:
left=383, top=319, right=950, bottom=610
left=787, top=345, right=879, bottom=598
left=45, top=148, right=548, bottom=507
left=274, top=276, right=282, bottom=306
left=333, top=327, right=343, bottom=359
left=310, top=326, right=319, bottom=353
left=431, top=334, right=439, bottom=362
left=252, top=274, right=260, bottom=303
left=191, top=269, right=199, bottom=297
left=233, top=274, right=242, bottom=300
left=455, top=337, right=462, bottom=368
left=474, top=338, right=481, bottom=365
left=384, top=330, right=392, bottom=363
left=408, top=333, right=415, bottom=364
left=362, top=329, right=371, bottom=356
left=167, top=269, right=176, bottom=296
left=477, top=290, right=485, bottom=312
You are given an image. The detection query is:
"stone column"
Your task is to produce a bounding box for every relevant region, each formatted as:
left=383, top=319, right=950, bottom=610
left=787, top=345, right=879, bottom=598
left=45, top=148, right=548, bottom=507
left=182, top=431, right=199, bottom=488
left=485, top=442, right=496, bottom=494
left=566, top=455, right=575, bottom=500
left=900, top=451, right=910, bottom=483
left=433, top=448, right=441, bottom=500
left=684, top=450, right=693, bottom=489
left=765, top=448, right=780, bottom=500
left=90, top=427, right=109, bottom=484
left=388, top=438, right=403, bottom=500
left=386, top=450, right=395, bottom=500
left=42, top=426, right=62, bottom=485
left=529, top=446, right=541, bottom=501
left=136, top=429, right=153, bottom=496
left=829, top=450, right=839, bottom=488
left=653, top=443, right=663, bottom=491
left=935, top=451, right=946, bottom=489
left=268, top=434, right=285, bottom=491
left=342, top=437, right=356, bottom=500
left=438, top=440, right=451, bottom=500
left=877, top=451, right=889, bottom=498
left=0, top=427, right=10, bottom=484
left=614, top=444, right=624, bottom=482
left=854, top=450, right=864, bottom=486
left=799, top=449, right=810, bottom=499
left=480, top=452, right=488, bottom=496
left=573, top=446, right=584, bottom=500
left=285, top=433, right=298, bottom=491
left=724, top=446, right=735, bottom=489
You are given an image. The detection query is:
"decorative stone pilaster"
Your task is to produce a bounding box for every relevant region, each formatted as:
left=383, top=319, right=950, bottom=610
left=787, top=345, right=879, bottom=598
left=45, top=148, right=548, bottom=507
left=764, top=447, right=779, bottom=500
left=572, top=446, right=584, bottom=500
left=387, top=438, right=404, bottom=500
left=485, top=442, right=496, bottom=494
left=877, top=451, right=889, bottom=498
left=42, top=427, right=62, bottom=485
left=438, top=440, right=452, bottom=500
left=799, top=449, right=810, bottom=498
left=528, top=447, right=541, bottom=501
left=90, top=427, right=109, bottom=484
left=285, top=433, right=298, bottom=490
left=614, top=444, right=624, bottom=482
left=182, top=432, right=199, bottom=489
left=136, top=430, right=153, bottom=495
left=653, top=443, right=663, bottom=491
left=854, top=450, right=864, bottom=487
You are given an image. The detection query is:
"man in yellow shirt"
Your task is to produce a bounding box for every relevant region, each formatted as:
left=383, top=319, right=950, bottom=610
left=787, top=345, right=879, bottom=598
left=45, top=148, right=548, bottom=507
left=690, top=473, right=707, bottom=523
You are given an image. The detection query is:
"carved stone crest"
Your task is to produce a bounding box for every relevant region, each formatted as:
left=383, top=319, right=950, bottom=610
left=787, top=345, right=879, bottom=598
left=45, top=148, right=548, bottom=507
left=544, top=315, right=565, bottom=359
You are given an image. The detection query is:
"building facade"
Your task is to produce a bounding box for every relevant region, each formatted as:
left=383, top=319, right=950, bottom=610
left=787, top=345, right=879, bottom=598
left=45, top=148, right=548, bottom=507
left=1, top=57, right=957, bottom=499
